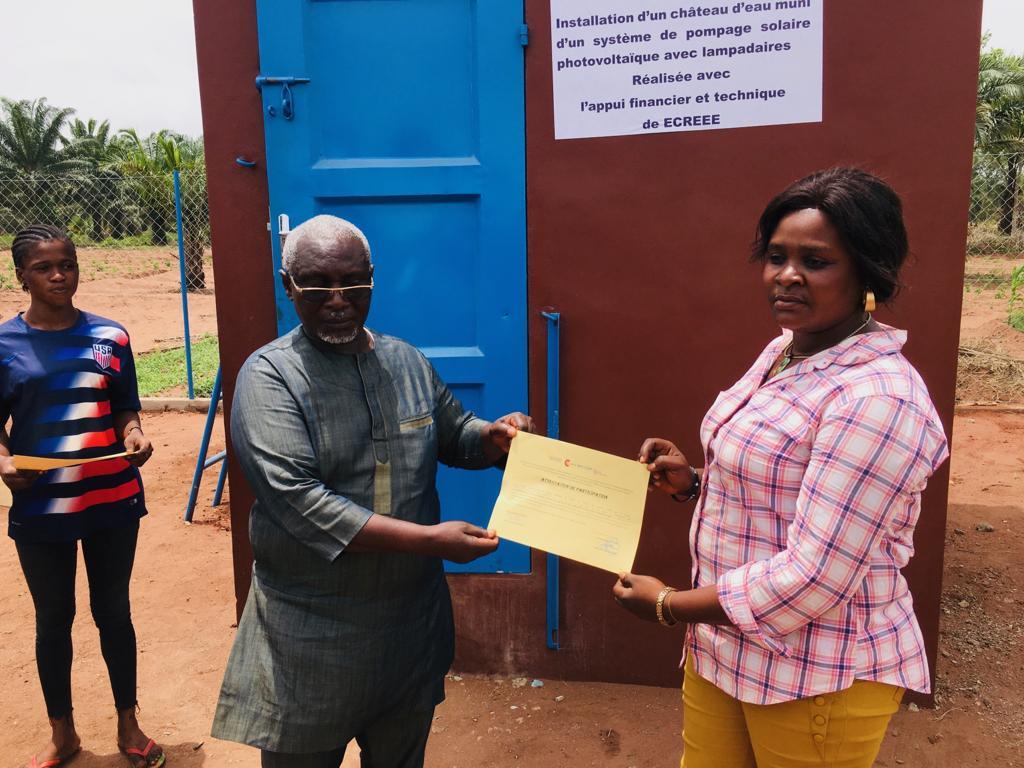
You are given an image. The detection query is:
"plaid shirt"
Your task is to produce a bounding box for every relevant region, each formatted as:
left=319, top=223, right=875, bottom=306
left=689, top=326, right=948, bottom=704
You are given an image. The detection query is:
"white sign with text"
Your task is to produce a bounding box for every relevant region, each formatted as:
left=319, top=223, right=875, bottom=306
left=551, top=0, right=823, bottom=140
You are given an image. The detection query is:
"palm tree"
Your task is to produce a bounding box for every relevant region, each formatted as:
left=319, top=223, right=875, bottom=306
left=0, top=98, right=90, bottom=227
left=64, top=118, right=116, bottom=165
left=107, top=129, right=180, bottom=246
left=975, top=45, right=1024, bottom=235
left=0, top=98, right=88, bottom=175
left=168, top=134, right=210, bottom=290
left=107, top=129, right=207, bottom=288
left=62, top=118, right=123, bottom=241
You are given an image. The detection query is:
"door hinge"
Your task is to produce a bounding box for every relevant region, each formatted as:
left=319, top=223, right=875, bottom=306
left=519, top=23, right=529, bottom=47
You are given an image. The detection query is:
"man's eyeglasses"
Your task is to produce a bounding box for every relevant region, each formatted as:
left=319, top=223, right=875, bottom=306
left=282, top=271, right=374, bottom=305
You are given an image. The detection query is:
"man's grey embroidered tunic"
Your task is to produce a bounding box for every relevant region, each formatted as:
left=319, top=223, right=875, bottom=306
left=212, top=328, right=490, bottom=752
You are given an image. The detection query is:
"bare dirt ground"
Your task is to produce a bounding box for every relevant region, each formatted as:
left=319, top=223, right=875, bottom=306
left=0, top=411, right=1020, bottom=768
left=958, top=254, right=1024, bottom=403
left=0, top=247, right=217, bottom=355
left=0, top=250, right=1022, bottom=766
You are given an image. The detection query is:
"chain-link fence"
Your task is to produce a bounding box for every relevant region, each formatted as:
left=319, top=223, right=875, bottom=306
left=2, top=159, right=1018, bottom=401
left=0, top=170, right=210, bottom=292
left=0, top=169, right=215, bottom=397
left=966, top=152, right=1024, bottom=292
left=959, top=150, right=1024, bottom=403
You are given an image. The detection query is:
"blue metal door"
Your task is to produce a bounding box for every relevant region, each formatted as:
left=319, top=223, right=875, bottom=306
left=255, top=0, right=529, bottom=573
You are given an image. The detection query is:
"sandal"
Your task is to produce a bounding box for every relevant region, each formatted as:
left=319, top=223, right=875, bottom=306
left=119, top=739, right=165, bottom=767
left=28, top=747, right=80, bottom=768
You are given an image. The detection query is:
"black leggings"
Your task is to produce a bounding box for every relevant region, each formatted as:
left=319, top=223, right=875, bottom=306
left=16, top=522, right=140, bottom=718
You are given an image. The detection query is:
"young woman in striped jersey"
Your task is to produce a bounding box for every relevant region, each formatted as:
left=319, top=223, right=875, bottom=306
left=0, top=225, right=164, bottom=768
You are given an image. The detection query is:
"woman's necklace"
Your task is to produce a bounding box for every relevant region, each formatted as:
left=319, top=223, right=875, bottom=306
left=768, top=314, right=873, bottom=379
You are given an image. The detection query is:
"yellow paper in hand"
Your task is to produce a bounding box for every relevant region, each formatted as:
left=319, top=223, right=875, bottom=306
left=0, top=452, right=133, bottom=507
left=487, top=431, right=649, bottom=573
left=13, top=451, right=132, bottom=471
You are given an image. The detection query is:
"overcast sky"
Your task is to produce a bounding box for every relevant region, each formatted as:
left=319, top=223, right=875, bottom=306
left=0, top=1, right=203, bottom=136
left=983, top=0, right=1024, bottom=55
left=0, top=0, right=1021, bottom=139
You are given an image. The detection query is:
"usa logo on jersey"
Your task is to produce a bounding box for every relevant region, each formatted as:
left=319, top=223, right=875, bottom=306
left=92, top=343, right=113, bottom=370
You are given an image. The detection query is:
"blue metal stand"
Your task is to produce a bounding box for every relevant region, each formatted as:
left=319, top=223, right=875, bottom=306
left=173, top=169, right=194, bottom=399
left=184, top=366, right=225, bottom=522
left=541, top=311, right=561, bottom=650
left=212, top=457, right=229, bottom=507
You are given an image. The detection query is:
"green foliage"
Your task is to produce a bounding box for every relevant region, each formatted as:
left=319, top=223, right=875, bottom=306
left=102, top=129, right=209, bottom=274
left=92, top=232, right=169, bottom=249
left=109, top=128, right=204, bottom=175
left=973, top=43, right=1024, bottom=237
left=1010, top=264, right=1024, bottom=332
left=63, top=118, right=116, bottom=169
left=135, top=334, right=220, bottom=397
left=977, top=45, right=1024, bottom=152
left=0, top=98, right=91, bottom=176
left=0, top=97, right=207, bottom=256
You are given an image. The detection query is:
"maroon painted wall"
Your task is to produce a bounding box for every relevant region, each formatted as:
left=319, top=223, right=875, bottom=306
left=192, top=0, right=275, bottom=615
left=193, top=0, right=982, bottom=693
left=454, top=0, right=982, bottom=691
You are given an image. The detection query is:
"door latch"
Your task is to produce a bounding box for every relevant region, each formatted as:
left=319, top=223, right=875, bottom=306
left=255, top=76, right=311, bottom=120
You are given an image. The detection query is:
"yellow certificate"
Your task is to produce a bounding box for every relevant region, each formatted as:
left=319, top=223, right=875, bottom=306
left=13, top=452, right=133, bottom=471
left=0, top=452, right=134, bottom=508
left=487, top=431, right=649, bottom=573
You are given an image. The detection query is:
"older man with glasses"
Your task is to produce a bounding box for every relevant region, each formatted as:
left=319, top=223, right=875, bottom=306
left=211, top=215, right=534, bottom=768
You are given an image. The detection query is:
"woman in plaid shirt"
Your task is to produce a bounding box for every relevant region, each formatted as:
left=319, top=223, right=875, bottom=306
left=613, top=168, right=949, bottom=768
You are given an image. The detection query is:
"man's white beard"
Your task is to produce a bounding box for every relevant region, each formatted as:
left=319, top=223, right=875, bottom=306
left=317, top=327, right=359, bottom=345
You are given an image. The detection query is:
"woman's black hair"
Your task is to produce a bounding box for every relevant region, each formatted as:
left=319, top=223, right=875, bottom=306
left=12, top=225, right=77, bottom=268
left=751, top=168, right=908, bottom=304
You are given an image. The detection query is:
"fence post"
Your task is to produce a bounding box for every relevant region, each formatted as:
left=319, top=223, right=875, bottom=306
left=173, top=169, right=195, bottom=399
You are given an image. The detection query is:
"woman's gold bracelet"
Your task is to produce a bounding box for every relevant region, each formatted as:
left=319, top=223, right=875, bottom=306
left=656, top=587, right=678, bottom=627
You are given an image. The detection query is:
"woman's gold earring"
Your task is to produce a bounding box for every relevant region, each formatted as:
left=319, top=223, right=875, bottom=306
left=864, top=290, right=876, bottom=313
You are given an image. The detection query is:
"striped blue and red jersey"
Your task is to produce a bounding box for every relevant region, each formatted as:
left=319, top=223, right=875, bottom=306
left=1, top=311, right=146, bottom=542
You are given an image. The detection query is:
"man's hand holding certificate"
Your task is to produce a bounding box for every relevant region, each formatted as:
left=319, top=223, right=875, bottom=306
left=487, top=431, right=649, bottom=573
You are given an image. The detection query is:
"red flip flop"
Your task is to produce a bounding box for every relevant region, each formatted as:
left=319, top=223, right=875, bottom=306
left=120, top=739, right=165, bottom=767
left=28, top=746, right=80, bottom=768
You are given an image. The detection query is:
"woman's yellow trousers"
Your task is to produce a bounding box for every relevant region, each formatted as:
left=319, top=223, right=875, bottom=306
left=680, top=655, right=904, bottom=768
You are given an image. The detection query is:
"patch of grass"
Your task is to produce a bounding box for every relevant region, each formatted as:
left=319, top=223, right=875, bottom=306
left=0, top=232, right=177, bottom=250
left=136, top=334, right=220, bottom=397
left=967, top=220, right=1024, bottom=256
left=1011, top=265, right=1024, bottom=333
left=91, top=232, right=172, bottom=249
